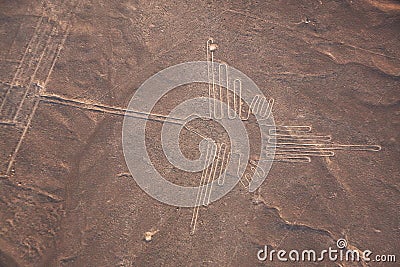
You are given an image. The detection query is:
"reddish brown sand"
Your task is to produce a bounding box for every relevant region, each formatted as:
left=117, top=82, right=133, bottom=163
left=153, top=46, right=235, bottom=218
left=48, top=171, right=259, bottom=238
left=0, top=0, right=399, bottom=266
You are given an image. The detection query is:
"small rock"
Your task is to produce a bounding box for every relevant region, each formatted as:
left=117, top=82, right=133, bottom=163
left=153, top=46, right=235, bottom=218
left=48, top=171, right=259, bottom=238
left=144, top=229, right=159, bottom=242
left=209, top=43, right=218, bottom=52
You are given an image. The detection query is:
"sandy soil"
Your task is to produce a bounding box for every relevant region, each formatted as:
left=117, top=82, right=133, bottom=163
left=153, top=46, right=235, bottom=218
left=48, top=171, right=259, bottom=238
left=0, top=0, right=399, bottom=266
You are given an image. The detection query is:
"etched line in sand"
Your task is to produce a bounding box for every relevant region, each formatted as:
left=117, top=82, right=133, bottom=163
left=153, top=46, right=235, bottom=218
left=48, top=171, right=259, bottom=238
left=0, top=10, right=45, bottom=114
left=190, top=142, right=229, bottom=235
left=1, top=0, right=79, bottom=177
left=203, top=143, right=229, bottom=206
left=13, top=24, right=57, bottom=122
left=6, top=98, right=40, bottom=176
left=263, top=126, right=381, bottom=162
left=207, top=39, right=275, bottom=121
left=190, top=140, right=216, bottom=235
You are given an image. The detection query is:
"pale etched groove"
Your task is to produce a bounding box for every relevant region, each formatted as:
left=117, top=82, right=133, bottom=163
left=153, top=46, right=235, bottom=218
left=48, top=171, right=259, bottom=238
left=1, top=0, right=79, bottom=177
left=190, top=141, right=216, bottom=235
left=207, top=39, right=274, bottom=121
left=13, top=24, right=58, bottom=122
left=39, top=93, right=186, bottom=125
left=42, top=14, right=76, bottom=89
left=203, top=143, right=229, bottom=206
left=6, top=98, right=40, bottom=175
left=0, top=14, right=45, bottom=114
left=190, top=142, right=229, bottom=235
left=272, top=126, right=312, bottom=133
left=265, top=126, right=381, bottom=163
left=1, top=179, right=63, bottom=202
left=14, top=21, right=53, bottom=86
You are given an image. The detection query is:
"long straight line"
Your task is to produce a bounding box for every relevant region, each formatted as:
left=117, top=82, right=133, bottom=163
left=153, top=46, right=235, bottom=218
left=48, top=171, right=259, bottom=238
left=6, top=99, right=40, bottom=175
left=39, top=93, right=186, bottom=125
left=0, top=14, right=44, bottom=112
left=39, top=93, right=209, bottom=140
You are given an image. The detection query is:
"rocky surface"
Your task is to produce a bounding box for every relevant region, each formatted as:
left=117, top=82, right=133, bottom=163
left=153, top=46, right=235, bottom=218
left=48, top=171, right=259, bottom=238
left=0, top=0, right=399, bottom=266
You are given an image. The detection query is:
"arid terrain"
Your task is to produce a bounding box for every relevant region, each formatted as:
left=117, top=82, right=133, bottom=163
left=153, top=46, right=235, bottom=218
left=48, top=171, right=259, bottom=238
left=0, top=0, right=399, bottom=266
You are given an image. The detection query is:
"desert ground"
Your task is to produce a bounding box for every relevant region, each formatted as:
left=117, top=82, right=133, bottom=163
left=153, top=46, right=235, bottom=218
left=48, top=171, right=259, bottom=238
left=0, top=0, right=399, bottom=266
